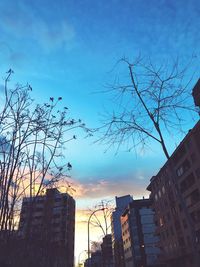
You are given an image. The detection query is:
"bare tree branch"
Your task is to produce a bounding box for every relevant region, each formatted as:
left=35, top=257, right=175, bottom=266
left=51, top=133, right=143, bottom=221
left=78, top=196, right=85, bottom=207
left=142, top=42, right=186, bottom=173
left=96, top=56, right=198, bottom=158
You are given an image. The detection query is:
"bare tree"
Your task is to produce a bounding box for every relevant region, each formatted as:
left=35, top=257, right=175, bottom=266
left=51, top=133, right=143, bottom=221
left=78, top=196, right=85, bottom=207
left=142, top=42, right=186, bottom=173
left=90, top=241, right=102, bottom=252
left=98, top=57, right=197, bottom=157
left=89, top=199, right=114, bottom=237
left=0, top=70, right=85, bottom=262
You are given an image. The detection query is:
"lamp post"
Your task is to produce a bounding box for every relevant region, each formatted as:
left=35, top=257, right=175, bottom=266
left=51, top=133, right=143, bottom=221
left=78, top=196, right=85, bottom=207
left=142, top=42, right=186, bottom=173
left=87, top=208, right=105, bottom=266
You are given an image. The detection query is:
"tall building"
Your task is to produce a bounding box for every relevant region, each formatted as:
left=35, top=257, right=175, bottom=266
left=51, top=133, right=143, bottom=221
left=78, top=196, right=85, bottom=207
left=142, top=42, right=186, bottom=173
left=147, top=121, right=200, bottom=267
left=101, top=234, right=114, bottom=267
left=19, top=188, right=75, bottom=267
left=121, top=198, right=160, bottom=267
left=111, top=195, right=133, bottom=267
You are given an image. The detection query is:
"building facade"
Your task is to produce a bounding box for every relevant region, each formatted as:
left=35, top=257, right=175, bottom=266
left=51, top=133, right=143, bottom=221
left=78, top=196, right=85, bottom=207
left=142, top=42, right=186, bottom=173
left=121, top=199, right=160, bottom=267
left=111, top=195, right=133, bottom=267
left=101, top=234, right=114, bottom=267
left=19, top=188, right=75, bottom=267
left=147, top=121, right=200, bottom=267
left=84, top=250, right=102, bottom=267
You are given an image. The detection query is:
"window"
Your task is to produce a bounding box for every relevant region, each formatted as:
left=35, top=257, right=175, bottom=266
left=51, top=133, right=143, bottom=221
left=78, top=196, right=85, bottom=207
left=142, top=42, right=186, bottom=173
left=176, top=159, right=191, bottom=177
left=162, top=186, right=165, bottom=194
left=171, top=206, right=178, bottom=215
left=180, top=173, right=195, bottom=193
left=185, top=189, right=200, bottom=207
left=159, top=217, right=164, bottom=227
left=190, top=209, right=200, bottom=223
left=177, top=166, right=184, bottom=177
left=196, top=229, right=200, bottom=243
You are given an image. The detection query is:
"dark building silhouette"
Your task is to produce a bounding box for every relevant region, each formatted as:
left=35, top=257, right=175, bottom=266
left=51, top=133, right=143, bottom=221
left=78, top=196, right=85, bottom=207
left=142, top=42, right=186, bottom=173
left=121, top=198, right=161, bottom=267
left=84, top=234, right=114, bottom=267
left=84, top=250, right=102, bottom=267
left=147, top=121, right=200, bottom=267
left=18, top=188, right=75, bottom=267
left=111, top=195, right=133, bottom=267
left=192, top=79, right=200, bottom=107
left=101, top=234, right=114, bottom=267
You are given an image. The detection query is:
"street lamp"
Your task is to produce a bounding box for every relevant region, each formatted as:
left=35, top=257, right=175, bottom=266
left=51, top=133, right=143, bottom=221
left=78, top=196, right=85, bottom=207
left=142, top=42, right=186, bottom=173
left=87, top=208, right=105, bottom=266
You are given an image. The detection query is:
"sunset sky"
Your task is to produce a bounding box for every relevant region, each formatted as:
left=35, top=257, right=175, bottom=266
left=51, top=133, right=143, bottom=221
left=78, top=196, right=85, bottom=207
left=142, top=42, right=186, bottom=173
left=0, top=0, right=200, bottom=264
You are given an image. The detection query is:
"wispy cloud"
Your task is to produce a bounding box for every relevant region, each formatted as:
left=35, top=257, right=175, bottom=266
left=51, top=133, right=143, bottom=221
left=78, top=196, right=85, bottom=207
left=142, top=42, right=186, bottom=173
left=0, top=1, right=75, bottom=52
left=64, top=174, right=149, bottom=202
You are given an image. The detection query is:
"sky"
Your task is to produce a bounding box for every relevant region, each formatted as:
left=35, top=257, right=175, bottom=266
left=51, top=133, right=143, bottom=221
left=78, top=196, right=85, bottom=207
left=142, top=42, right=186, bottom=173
left=0, top=0, right=200, bottom=264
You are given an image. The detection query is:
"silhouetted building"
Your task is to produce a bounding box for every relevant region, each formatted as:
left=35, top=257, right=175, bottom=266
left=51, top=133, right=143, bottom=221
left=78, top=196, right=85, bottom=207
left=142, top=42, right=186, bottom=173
left=84, top=250, right=102, bottom=267
left=101, top=234, right=114, bottom=267
left=121, top=198, right=160, bottom=267
left=111, top=195, right=133, bottom=267
left=192, top=79, right=200, bottom=107
left=0, top=230, right=20, bottom=266
left=18, top=188, right=75, bottom=267
left=147, top=121, right=200, bottom=267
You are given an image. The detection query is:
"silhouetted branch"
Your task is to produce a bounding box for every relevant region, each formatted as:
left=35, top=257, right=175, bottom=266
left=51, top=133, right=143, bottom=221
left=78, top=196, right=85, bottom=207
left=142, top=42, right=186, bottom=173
left=96, top=56, right=197, bottom=157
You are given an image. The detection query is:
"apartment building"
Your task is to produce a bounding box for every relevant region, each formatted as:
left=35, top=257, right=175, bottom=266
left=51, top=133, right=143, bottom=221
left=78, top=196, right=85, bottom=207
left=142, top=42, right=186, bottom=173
left=101, top=234, right=114, bottom=267
left=111, top=195, right=133, bottom=267
left=147, top=121, right=200, bottom=267
left=18, top=188, right=75, bottom=267
left=121, top=198, right=160, bottom=267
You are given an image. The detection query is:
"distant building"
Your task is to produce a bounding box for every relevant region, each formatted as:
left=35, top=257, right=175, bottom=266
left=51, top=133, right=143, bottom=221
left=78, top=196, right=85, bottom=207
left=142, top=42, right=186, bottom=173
left=18, top=188, right=75, bottom=267
left=101, top=234, right=114, bottom=267
left=84, top=234, right=113, bottom=267
left=121, top=198, right=160, bottom=267
left=147, top=121, right=200, bottom=267
left=111, top=195, right=133, bottom=267
left=84, top=250, right=102, bottom=267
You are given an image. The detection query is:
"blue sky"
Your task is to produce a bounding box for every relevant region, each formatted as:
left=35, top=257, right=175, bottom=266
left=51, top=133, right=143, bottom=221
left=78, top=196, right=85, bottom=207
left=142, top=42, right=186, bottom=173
left=0, top=0, right=200, bottom=260
left=0, top=0, right=200, bottom=207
